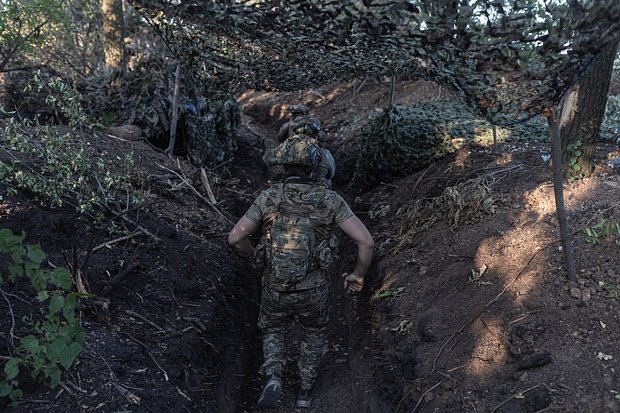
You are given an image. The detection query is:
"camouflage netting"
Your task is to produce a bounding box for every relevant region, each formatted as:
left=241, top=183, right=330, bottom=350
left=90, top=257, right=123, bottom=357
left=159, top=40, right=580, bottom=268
left=349, top=101, right=546, bottom=192
left=394, top=175, right=497, bottom=253
left=129, top=0, right=620, bottom=123
left=0, top=57, right=241, bottom=169
left=79, top=55, right=241, bottom=167
left=184, top=99, right=240, bottom=167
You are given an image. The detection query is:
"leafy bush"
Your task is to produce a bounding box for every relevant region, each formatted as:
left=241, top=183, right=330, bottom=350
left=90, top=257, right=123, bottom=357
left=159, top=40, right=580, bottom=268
left=0, top=74, right=141, bottom=217
left=582, top=218, right=620, bottom=245
left=0, top=229, right=84, bottom=405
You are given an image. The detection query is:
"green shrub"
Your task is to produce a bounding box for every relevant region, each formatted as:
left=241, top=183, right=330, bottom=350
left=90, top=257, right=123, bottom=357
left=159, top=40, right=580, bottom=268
left=0, top=229, right=84, bottom=405
left=0, top=74, right=141, bottom=218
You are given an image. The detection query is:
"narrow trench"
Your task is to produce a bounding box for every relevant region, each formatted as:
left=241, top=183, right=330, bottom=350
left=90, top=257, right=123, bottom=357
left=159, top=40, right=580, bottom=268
left=218, top=263, right=381, bottom=413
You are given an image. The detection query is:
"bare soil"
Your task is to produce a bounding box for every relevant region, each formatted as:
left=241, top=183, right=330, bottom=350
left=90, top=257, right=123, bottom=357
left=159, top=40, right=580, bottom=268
left=2, top=77, right=620, bottom=413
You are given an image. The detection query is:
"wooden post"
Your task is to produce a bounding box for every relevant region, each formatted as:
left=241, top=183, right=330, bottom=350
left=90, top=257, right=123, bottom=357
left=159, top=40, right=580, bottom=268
left=166, top=63, right=182, bottom=155
left=200, top=168, right=217, bottom=205
left=389, top=75, right=396, bottom=106
left=548, top=107, right=578, bottom=282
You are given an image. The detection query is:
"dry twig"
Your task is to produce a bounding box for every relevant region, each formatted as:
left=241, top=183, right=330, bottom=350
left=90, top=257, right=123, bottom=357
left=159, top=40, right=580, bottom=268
left=126, top=309, right=165, bottom=333
left=490, top=384, right=542, bottom=413
left=93, top=231, right=140, bottom=252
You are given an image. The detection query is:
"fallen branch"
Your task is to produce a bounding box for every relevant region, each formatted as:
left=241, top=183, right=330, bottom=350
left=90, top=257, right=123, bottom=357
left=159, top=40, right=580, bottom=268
left=58, top=381, right=77, bottom=398
left=112, top=381, right=141, bottom=405
left=490, top=384, right=542, bottom=413
left=122, top=331, right=169, bottom=382
left=126, top=309, right=165, bottom=333
left=200, top=168, right=217, bottom=205
left=93, top=231, right=140, bottom=252
left=156, top=162, right=211, bottom=203
left=156, top=161, right=236, bottom=225
left=411, top=380, right=445, bottom=413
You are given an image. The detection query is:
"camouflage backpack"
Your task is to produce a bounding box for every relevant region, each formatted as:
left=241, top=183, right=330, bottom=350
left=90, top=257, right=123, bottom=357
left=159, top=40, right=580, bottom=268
left=266, top=193, right=321, bottom=288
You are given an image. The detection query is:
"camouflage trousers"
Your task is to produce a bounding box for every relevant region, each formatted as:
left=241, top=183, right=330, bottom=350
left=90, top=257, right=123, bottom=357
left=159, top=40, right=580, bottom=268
left=257, top=282, right=329, bottom=389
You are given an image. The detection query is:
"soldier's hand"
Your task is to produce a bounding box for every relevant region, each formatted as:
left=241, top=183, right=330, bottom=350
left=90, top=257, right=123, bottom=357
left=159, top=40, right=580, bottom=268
left=342, top=272, right=364, bottom=294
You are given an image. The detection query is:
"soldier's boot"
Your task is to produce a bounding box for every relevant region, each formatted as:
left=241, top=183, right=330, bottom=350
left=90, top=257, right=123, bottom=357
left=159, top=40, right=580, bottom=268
left=257, top=374, right=282, bottom=409
left=296, top=386, right=313, bottom=409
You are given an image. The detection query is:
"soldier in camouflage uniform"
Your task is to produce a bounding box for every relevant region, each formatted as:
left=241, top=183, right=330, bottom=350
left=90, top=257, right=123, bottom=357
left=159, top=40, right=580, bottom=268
left=228, top=137, right=374, bottom=409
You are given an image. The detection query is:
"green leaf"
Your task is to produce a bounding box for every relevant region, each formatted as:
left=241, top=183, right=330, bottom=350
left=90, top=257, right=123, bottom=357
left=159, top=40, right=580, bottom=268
left=46, top=364, right=61, bottom=387
left=47, top=337, right=67, bottom=359
left=10, top=246, right=25, bottom=265
left=37, top=290, right=49, bottom=301
left=0, top=229, right=25, bottom=250
left=9, top=388, right=22, bottom=403
left=30, top=268, right=48, bottom=291
left=4, top=358, right=20, bottom=380
left=59, top=342, right=82, bottom=369
left=8, top=263, right=23, bottom=279
left=0, top=381, right=12, bottom=397
left=26, top=245, right=46, bottom=264
left=20, top=335, right=40, bottom=355
left=49, top=294, right=65, bottom=314
left=63, top=293, right=77, bottom=322
left=50, top=267, right=72, bottom=289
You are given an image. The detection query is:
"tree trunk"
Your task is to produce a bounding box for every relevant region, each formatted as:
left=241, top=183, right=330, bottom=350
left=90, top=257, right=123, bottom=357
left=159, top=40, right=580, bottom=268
left=560, top=37, right=620, bottom=179
left=102, top=0, right=126, bottom=70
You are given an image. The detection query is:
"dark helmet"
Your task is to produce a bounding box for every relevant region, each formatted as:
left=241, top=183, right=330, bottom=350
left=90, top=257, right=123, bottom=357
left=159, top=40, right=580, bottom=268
left=288, top=104, right=309, bottom=117
left=292, top=116, right=321, bottom=137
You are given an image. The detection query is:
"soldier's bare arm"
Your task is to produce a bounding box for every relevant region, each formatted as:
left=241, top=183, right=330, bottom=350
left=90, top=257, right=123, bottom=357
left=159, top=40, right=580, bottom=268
left=228, top=216, right=260, bottom=258
left=337, top=215, right=374, bottom=293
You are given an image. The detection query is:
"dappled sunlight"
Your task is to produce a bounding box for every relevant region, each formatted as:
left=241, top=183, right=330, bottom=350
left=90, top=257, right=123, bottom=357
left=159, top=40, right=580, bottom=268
left=495, top=151, right=514, bottom=165
left=0, top=199, right=27, bottom=218
left=475, top=212, right=553, bottom=305
left=316, top=83, right=354, bottom=107
left=562, top=176, right=606, bottom=211
left=466, top=317, right=509, bottom=379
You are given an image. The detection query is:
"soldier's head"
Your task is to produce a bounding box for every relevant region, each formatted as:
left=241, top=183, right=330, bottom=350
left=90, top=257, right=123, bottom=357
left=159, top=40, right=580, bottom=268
left=291, top=116, right=321, bottom=138
left=288, top=104, right=309, bottom=117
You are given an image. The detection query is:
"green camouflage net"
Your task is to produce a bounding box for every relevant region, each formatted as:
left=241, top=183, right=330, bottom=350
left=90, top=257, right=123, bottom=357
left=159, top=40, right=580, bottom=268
left=349, top=101, right=546, bottom=192
left=185, top=99, right=240, bottom=167
left=129, top=1, right=620, bottom=123
left=78, top=57, right=241, bottom=168
left=350, top=104, right=455, bottom=192
left=393, top=175, right=497, bottom=253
